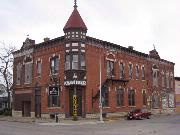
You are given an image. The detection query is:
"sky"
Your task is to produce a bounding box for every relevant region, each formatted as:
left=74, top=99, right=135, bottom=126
left=0, top=0, right=180, bottom=76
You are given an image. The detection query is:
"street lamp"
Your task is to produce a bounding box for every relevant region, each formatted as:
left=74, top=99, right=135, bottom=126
left=99, top=54, right=103, bottom=122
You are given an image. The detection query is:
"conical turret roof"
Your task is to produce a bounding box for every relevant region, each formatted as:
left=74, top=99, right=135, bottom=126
left=63, top=8, right=87, bottom=31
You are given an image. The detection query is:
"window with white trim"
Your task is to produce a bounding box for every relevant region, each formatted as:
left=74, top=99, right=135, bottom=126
left=50, top=56, right=59, bottom=74
left=135, top=65, right=139, bottom=79
left=65, top=55, right=70, bottom=70
left=107, top=60, right=115, bottom=77
left=128, top=64, right=133, bottom=79
left=120, top=63, right=125, bottom=79
left=128, top=89, right=135, bottom=106
left=142, top=66, right=145, bottom=80
left=117, top=89, right=124, bottom=106
left=72, top=55, right=78, bottom=70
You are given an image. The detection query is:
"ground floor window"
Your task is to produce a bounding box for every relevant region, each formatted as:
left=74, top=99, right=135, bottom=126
left=48, top=86, right=60, bottom=107
left=152, top=95, right=160, bottom=109
left=162, top=93, right=168, bottom=109
left=142, top=90, right=147, bottom=106
left=102, top=86, right=109, bottom=107
left=48, top=95, right=60, bottom=107
left=117, top=89, right=124, bottom=106
left=169, top=93, right=175, bottom=108
left=128, top=90, right=135, bottom=106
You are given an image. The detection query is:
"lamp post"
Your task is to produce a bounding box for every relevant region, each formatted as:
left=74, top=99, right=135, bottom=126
left=99, top=54, right=103, bottom=122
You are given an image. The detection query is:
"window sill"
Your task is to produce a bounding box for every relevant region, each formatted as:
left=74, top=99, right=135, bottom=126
left=49, top=73, right=59, bottom=76
left=48, top=107, right=61, bottom=109
left=128, top=106, right=136, bottom=107
left=24, top=82, right=31, bottom=85
left=116, top=106, right=126, bottom=108
left=142, top=80, right=146, bottom=81
left=103, top=107, right=110, bottom=109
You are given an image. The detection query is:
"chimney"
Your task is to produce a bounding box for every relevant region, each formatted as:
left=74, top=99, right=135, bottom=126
left=44, top=37, right=50, bottom=42
left=128, top=46, right=134, bottom=50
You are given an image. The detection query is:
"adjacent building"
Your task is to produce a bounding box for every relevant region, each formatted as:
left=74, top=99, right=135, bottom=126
left=12, top=2, right=175, bottom=118
left=175, top=77, right=180, bottom=113
left=0, top=84, right=8, bottom=111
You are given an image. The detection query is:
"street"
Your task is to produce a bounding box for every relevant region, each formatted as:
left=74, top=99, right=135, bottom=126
left=0, top=114, right=179, bottom=135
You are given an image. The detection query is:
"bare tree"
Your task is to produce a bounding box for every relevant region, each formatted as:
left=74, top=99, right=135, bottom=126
left=0, top=41, right=16, bottom=110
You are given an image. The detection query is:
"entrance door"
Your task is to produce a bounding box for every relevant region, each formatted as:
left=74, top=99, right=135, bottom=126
left=35, top=88, right=41, bottom=118
left=69, top=89, right=82, bottom=116
left=22, top=101, right=31, bottom=117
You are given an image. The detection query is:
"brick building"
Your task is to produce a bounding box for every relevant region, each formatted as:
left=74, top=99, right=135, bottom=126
left=175, top=77, right=180, bottom=112
left=12, top=2, right=175, bottom=118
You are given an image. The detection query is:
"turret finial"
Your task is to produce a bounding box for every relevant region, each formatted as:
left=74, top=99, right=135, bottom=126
left=74, top=0, right=77, bottom=9
left=153, top=44, right=156, bottom=50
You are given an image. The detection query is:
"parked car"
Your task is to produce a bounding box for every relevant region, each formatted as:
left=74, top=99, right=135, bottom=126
left=127, top=108, right=151, bottom=120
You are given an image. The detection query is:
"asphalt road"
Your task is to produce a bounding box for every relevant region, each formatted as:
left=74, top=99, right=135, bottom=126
left=0, top=114, right=179, bottom=135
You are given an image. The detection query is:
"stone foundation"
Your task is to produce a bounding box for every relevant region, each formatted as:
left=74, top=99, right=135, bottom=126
left=12, top=110, right=22, bottom=117
left=86, top=113, right=99, bottom=119
left=41, top=113, right=65, bottom=119
left=30, top=112, right=35, bottom=118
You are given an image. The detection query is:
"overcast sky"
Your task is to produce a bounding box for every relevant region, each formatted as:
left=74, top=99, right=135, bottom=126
left=0, top=0, right=179, bottom=76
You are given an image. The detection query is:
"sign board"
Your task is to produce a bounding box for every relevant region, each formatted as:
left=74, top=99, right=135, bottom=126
left=73, top=95, right=77, bottom=117
left=64, top=80, right=86, bottom=86
left=49, top=86, right=59, bottom=95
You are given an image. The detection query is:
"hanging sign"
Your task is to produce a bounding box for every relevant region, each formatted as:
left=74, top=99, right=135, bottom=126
left=49, top=86, right=59, bottom=95
left=73, top=95, right=77, bottom=117
left=64, top=80, right=86, bottom=86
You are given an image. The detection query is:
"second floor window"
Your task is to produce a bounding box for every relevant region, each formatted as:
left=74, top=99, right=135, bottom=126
left=135, top=65, right=139, bottom=79
left=50, top=57, right=59, bottom=74
left=25, top=63, right=32, bottom=84
left=72, top=55, right=78, bottom=69
left=162, top=73, right=165, bottom=87
left=120, top=63, right=125, bottom=79
left=170, top=77, right=173, bottom=89
left=142, top=66, right=145, bottom=80
left=166, top=73, right=169, bottom=88
left=65, top=55, right=70, bottom=70
left=80, top=54, right=86, bottom=69
left=37, top=61, right=42, bottom=76
left=107, top=60, right=114, bottom=77
left=16, top=64, right=21, bottom=85
left=128, top=64, right=133, bottom=79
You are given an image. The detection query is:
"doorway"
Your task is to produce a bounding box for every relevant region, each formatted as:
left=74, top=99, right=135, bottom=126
left=22, top=101, right=31, bottom=117
left=35, top=87, right=41, bottom=118
left=69, top=89, right=82, bottom=116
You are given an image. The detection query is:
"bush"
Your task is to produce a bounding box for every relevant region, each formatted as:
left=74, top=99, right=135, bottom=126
left=1, top=108, right=12, bottom=116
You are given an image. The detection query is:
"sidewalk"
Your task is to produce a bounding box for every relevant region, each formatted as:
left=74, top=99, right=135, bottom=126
left=0, top=116, right=114, bottom=125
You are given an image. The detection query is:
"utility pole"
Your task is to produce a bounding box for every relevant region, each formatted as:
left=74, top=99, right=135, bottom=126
left=99, top=54, right=103, bottom=122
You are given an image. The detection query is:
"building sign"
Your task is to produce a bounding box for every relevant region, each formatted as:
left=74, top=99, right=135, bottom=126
left=73, top=95, right=77, bottom=117
left=64, top=80, right=86, bottom=86
left=49, top=86, right=59, bottom=95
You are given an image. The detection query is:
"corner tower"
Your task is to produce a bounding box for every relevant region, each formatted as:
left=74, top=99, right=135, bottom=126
left=63, top=0, right=87, bottom=118
left=63, top=0, right=87, bottom=40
